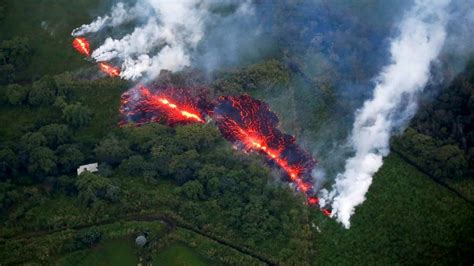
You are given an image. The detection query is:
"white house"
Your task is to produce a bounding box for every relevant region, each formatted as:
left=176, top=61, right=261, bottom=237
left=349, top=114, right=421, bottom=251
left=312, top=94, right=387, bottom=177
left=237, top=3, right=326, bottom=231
left=77, top=163, right=99, bottom=176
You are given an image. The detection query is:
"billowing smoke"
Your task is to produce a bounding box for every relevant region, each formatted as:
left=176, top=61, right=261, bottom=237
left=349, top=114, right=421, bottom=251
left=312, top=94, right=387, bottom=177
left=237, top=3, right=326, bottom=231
left=321, top=0, right=451, bottom=228
left=72, top=3, right=139, bottom=36
left=72, top=0, right=257, bottom=80
left=72, top=0, right=474, bottom=228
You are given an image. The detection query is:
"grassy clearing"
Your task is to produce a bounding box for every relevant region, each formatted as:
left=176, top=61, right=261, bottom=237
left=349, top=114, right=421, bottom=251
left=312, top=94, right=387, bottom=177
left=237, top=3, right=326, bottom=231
left=152, top=243, right=210, bottom=266
left=312, top=154, right=474, bottom=264
left=57, top=239, right=137, bottom=266
left=1, top=220, right=166, bottom=264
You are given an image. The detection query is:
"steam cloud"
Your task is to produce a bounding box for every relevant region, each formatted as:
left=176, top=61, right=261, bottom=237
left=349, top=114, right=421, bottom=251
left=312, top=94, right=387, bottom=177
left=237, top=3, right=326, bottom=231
left=72, top=0, right=255, bottom=80
left=322, top=0, right=451, bottom=228
left=73, top=0, right=474, bottom=228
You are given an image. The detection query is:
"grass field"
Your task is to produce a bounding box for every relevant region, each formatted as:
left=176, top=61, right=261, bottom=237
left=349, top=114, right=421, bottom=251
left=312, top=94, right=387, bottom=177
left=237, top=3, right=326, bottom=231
left=57, top=239, right=137, bottom=266
left=152, top=243, right=210, bottom=266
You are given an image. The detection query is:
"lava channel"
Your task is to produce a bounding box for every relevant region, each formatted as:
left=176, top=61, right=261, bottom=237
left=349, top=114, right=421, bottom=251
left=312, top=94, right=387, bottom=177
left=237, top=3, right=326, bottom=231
left=120, top=86, right=205, bottom=126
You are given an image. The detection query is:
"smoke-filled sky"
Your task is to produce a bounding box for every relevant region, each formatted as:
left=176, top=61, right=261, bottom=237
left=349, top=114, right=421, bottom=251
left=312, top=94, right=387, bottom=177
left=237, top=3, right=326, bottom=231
left=73, top=0, right=474, bottom=228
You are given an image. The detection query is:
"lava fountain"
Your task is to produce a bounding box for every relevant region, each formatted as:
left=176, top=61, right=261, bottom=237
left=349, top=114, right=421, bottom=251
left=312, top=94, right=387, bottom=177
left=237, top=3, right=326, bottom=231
left=72, top=37, right=90, bottom=57
left=99, top=62, right=121, bottom=77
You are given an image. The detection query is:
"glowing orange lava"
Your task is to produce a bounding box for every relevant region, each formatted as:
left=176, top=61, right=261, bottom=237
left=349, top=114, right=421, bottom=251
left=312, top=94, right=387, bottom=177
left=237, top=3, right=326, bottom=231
left=72, top=37, right=90, bottom=57
left=308, top=196, right=319, bottom=205
left=120, top=86, right=205, bottom=126
left=212, top=95, right=316, bottom=197
left=99, top=62, right=121, bottom=77
left=235, top=126, right=313, bottom=194
left=322, top=208, right=331, bottom=216
left=140, top=87, right=204, bottom=123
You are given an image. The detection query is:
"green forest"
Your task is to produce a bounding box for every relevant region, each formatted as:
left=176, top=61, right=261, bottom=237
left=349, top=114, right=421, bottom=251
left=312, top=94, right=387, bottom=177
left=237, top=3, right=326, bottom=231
left=0, top=0, right=473, bottom=265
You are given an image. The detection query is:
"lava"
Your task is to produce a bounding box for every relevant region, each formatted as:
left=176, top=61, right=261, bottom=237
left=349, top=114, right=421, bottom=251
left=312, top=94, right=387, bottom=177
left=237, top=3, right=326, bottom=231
left=99, top=62, right=121, bottom=77
left=72, top=37, right=90, bottom=57
left=120, top=86, right=205, bottom=126
left=211, top=95, right=317, bottom=197
left=70, top=37, right=327, bottom=213
left=322, top=208, right=332, bottom=216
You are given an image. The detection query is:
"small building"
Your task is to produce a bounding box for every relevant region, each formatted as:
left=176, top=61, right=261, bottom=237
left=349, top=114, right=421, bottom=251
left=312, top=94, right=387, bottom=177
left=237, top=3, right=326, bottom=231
left=77, top=163, right=99, bottom=176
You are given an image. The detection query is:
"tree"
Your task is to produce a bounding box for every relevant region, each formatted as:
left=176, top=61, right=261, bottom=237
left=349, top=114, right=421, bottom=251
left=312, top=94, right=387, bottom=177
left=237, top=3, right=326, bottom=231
left=0, top=182, right=21, bottom=211
left=175, top=124, right=220, bottom=151
left=0, top=148, right=19, bottom=179
left=62, top=103, right=92, bottom=129
left=53, top=96, right=67, bottom=109
left=95, top=136, right=132, bottom=165
left=28, top=80, right=55, bottom=106
left=433, top=145, right=468, bottom=179
left=0, top=6, right=5, bottom=22
left=75, top=171, right=120, bottom=205
left=123, top=123, right=173, bottom=153
left=53, top=72, right=76, bottom=98
left=5, top=84, right=29, bottom=105
left=20, top=132, right=47, bottom=152
left=169, top=149, right=201, bottom=184
left=56, top=144, right=84, bottom=173
left=73, top=228, right=102, bottom=249
left=0, top=37, right=32, bottom=68
left=27, top=147, right=57, bottom=177
left=0, top=64, right=14, bottom=84
left=181, top=180, right=204, bottom=200
left=39, top=124, right=72, bottom=147
left=98, top=163, right=113, bottom=177
left=119, top=155, right=148, bottom=176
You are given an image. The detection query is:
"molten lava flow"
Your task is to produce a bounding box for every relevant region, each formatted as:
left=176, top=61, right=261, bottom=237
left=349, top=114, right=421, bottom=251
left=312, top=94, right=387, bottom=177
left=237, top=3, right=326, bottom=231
left=99, top=62, right=121, bottom=77
left=211, top=95, right=316, bottom=197
left=72, top=37, right=90, bottom=57
left=120, top=86, right=205, bottom=126
left=322, top=208, right=331, bottom=216
left=308, top=196, right=319, bottom=205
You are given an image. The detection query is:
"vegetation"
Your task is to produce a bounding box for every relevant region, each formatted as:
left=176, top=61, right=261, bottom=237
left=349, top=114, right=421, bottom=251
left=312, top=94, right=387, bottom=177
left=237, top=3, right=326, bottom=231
left=392, top=61, right=474, bottom=200
left=0, top=1, right=472, bottom=265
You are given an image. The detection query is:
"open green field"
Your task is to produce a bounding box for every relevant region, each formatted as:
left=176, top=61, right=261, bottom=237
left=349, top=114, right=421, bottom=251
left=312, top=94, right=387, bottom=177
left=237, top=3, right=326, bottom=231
left=57, top=239, right=137, bottom=266
left=152, top=243, right=210, bottom=266
left=58, top=241, right=211, bottom=266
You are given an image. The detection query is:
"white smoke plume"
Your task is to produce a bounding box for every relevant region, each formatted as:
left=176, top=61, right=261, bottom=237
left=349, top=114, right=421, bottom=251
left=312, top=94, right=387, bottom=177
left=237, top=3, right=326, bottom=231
left=72, top=0, right=255, bottom=80
left=322, top=0, right=451, bottom=228
left=72, top=3, right=139, bottom=36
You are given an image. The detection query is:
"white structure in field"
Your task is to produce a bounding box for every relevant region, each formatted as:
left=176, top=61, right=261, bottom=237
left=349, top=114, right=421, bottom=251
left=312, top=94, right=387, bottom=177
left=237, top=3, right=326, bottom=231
left=77, top=163, right=99, bottom=176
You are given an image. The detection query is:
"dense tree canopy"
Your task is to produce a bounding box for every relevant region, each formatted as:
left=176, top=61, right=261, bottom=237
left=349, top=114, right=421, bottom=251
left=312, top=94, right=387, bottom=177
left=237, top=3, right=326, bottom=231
left=39, top=124, right=72, bottom=148
left=94, top=136, right=131, bottom=165
left=27, top=146, right=56, bottom=177
left=5, top=84, right=28, bottom=105
left=75, top=172, right=120, bottom=206
left=62, top=103, right=92, bottom=129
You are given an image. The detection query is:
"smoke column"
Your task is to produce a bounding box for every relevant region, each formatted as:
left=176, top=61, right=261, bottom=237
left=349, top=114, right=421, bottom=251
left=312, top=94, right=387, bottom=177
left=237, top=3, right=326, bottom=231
left=72, top=0, right=255, bottom=81
left=321, top=0, right=451, bottom=228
